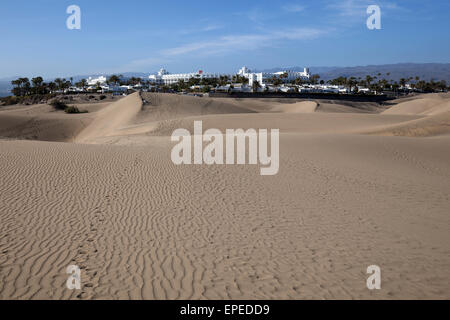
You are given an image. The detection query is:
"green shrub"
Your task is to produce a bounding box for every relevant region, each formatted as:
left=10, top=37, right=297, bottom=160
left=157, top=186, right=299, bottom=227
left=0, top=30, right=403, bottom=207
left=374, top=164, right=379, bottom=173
left=64, top=106, right=88, bottom=114
left=64, top=106, right=79, bottom=113
left=0, top=96, right=20, bottom=106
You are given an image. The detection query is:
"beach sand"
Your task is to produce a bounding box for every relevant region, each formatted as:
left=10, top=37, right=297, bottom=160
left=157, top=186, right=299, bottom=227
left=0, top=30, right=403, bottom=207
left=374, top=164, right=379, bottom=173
left=0, top=92, right=449, bottom=299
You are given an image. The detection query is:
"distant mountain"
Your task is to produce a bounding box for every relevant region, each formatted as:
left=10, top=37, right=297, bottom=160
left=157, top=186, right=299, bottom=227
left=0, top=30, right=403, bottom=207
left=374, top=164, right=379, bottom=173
left=316, top=63, right=450, bottom=83
left=261, top=63, right=450, bottom=83
left=259, top=66, right=338, bottom=74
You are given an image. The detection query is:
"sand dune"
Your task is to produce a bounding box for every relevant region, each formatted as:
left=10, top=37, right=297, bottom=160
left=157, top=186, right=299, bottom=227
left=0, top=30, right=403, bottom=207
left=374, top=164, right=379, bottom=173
left=139, top=93, right=255, bottom=122
left=0, top=113, right=93, bottom=142
left=134, top=113, right=419, bottom=139
left=369, top=94, right=450, bottom=137
left=76, top=93, right=143, bottom=143
left=0, top=135, right=449, bottom=300
left=0, top=92, right=449, bottom=299
left=316, top=102, right=374, bottom=113
left=382, top=97, right=447, bottom=115
left=214, top=97, right=382, bottom=114
left=270, top=101, right=318, bottom=113
left=0, top=100, right=112, bottom=142
left=370, top=109, right=450, bottom=137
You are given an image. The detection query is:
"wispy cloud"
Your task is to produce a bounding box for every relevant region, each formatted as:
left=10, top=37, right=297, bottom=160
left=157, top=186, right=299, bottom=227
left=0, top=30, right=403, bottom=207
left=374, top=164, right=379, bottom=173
left=162, top=28, right=328, bottom=57
left=327, top=0, right=402, bottom=17
left=327, top=0, right=369, bottom=17
left=234, top=7, right=275, bottom=27
left=202, top=25, right=222, bottom=32
left=282, top=4, right=306, bottom=13
left=119, top=27, right=329, bottom=71
left=179, top=24, right=224, bottom=35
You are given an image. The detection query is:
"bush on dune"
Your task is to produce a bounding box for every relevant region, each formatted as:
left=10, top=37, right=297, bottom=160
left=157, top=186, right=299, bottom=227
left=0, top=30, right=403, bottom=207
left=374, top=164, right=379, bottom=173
left=50, top=100, right=68, bottom=110
left=50, top=100, right=88, bottom=114
left=0, top=96, right=20, bottom=106
left=64, top=106, right=85, bottom=114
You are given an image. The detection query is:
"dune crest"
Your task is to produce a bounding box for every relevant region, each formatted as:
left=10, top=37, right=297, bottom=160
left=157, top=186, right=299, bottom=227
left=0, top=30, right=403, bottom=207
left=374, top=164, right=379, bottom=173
left=75, top=93, right=143, bottom=143
left=382, top=97, right=447, bottom=116
left=368, top=93, right=450, bottom=137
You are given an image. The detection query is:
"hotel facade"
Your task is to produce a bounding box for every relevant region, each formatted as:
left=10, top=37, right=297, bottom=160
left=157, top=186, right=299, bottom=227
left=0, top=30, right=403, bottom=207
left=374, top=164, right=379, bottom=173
left=149, top=68, right=229, bottom=85
left=149, top=66, right=311, bottom=86
left=237, top=66, right=311, bottom=86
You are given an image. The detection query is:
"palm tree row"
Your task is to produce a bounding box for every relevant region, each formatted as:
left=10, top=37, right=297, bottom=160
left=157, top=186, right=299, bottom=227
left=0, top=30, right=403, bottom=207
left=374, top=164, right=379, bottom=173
left=10, top=72, right=449, bottom=97
left=11, top=77, right=74, bottom=96
left=325, top=74, right=447, bottom=93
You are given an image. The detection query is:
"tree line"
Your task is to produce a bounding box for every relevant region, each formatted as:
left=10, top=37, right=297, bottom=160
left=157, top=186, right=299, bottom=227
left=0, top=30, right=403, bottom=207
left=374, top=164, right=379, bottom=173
left=9, top=72, right=449, bottom=97
left=11, top=77, right=78, bottom=96
left=322, top=74, right=448, bottom=93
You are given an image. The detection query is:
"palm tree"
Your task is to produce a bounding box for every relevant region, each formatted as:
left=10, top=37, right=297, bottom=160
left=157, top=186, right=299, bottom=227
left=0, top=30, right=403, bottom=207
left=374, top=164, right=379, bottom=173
left=48, top=82, right=57, bottom=93
left=32, top=77, right=44, bottom=94
left=347, top=77, right=357, bottom=92
left=11, top=78, right=31, bottom=96
left=252, top=80, right=261, bottom=93
left=80, top=79, right=87, bottom=90
left=295, top=77, right=304, bottom=85
left=108, top=75, right=120, bottom=86
left=310, top=74, right=320, bottom=85
left=54, top=78, right=66, bottom=92
left=365, top=75, right=374, bottom=87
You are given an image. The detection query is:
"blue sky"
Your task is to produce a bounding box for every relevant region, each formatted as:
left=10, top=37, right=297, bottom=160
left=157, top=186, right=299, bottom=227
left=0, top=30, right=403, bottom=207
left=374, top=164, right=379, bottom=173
left=0, top=0, right=449, bottom=78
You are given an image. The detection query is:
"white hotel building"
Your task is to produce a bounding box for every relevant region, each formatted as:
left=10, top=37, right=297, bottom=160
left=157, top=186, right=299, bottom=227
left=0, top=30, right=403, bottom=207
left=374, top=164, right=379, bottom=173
left=149, top=68, right=229, bottom=85
left=87, top=76, right=107, bottom=86
left=149, top=66, right=310, bottom=86
left=237, top=66, right=311, bottom=86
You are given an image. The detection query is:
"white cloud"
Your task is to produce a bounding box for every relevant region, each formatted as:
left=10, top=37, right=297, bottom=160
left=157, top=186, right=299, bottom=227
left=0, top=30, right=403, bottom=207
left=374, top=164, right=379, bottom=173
left=202, top=25, right=222, bottom=32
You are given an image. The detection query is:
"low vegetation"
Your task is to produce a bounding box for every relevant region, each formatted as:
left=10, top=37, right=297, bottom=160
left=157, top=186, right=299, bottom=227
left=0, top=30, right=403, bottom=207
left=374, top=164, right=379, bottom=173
left=50, top=100, right=87, bottom=114
left=0, top=93, right=57, bottom=107
left=64, top=106, right=86, bottom=114
left=50, top=100, right=68, bottom=110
